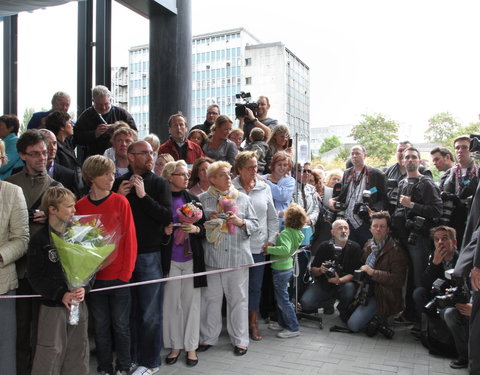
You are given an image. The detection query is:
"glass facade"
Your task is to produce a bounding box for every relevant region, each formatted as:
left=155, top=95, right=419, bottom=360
left=128, top=45, right=149, bottom=138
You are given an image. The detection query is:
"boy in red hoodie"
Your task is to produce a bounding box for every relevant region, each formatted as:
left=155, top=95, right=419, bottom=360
left=76, top=155, right=137, bottom=375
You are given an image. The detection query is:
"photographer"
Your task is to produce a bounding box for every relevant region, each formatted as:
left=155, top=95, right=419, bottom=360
left=299, top=220, right=362, bottom=318
left=328, top=145, right=387, bottom=248
left=238, top=96, right=277, bottom=144
left=442, top=136, right=478, bottom=248
left=347, top=211, right=408, bottom=337
left=392, top=147, right=442, bottom=289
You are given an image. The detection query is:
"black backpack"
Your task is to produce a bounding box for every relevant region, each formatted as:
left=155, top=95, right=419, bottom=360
left=420, top=312, right=457, bottom=358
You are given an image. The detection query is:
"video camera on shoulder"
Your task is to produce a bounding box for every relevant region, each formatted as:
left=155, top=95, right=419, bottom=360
left=235, top=91, right=258, bottom=118
left=424, top=269, right=470, bottom=314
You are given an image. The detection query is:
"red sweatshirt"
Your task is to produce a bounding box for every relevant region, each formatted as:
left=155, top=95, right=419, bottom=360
left=75, top=192, right=137, bottom=282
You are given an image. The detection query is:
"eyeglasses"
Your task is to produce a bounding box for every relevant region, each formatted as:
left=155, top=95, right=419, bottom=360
left=171, top=173, right=190, bottom=178
left=129, top=151, right=155, bottom=157
left=297, top=169, right=312, bottom=174
left=24, top=150, right=48, bottom=158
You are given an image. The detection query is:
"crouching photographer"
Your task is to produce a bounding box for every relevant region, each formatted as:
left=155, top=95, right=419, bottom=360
left=346, top=211, right=408, bottom=338
left=412, top=226, right=470, bottom=369
left=299, top=219, right=362, bottom=317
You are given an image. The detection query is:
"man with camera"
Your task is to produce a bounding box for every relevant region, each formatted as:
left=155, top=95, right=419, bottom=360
left=328, top=145, right=387, bottom=248
left=430, top=146, right=455, bottom=189
left=299, top=219, right=362, bottom=318
left=238, top=96, right=277, bottom=143
left=441, top=136, right=478, bottom=249
left=346, top=211, right=408, bottom=337
left=190, top=104, right=220, bottom=136
left=412, top=226, right=469, bottom=369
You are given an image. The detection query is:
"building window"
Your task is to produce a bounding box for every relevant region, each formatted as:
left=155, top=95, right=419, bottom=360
left=245, top=58, right=252, bottom=66
left=245, top=77, right=252, bottom=85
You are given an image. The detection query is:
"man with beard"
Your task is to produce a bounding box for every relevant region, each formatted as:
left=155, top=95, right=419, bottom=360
left=113, top=140, right=172, bottom=375
left=299, top=219, right=362, bottom=319
left=238, top=96, right=277, bottom=143
left=74, top=85, right=137, bottom=162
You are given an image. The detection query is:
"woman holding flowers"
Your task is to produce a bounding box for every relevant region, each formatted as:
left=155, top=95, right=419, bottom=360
left=162, top=160, right=207, bottom=367
left=232, top=151, right=278, bottom=341
left=197, top=161, right=259, bottom=356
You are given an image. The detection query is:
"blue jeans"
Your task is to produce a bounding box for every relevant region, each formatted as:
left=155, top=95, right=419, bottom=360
left=442, top=307, right=469, bottom=361
left=347, top=296, right=377, bottom=332
left=130, top=252, right=164, bottom=368
left=272, top=268, right=299, bottom=332
left=89, top=279, right=131, bottom=373
left=249, top=253, right=265, bottom=312
left=300, top=281, right=357, bottom=314
left=348, top=222, right=372, bottom=249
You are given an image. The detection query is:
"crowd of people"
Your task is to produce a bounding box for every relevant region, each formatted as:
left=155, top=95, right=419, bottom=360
left=1, top=86, right=480, bottom=375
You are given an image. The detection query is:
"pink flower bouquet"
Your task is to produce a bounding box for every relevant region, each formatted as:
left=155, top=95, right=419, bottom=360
left=219, top=198, right=238, bottom=234
left=174, top=201, right=203, bottom=246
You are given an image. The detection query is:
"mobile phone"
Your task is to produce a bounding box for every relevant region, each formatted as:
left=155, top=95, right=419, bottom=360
left=217, top=212, right=229, bottom=219
left=172, top=223, right=183, bottom=227
left=288, top=138, right=293, bottom=148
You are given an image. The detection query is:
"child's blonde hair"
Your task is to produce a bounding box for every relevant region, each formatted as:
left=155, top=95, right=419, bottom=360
left=40, top=186, right=76, bottom=217
left=284, top=203, right=308, bottom=230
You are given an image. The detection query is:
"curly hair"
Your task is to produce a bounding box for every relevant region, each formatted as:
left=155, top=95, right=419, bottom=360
left=284, top=203, right=308, bottom=230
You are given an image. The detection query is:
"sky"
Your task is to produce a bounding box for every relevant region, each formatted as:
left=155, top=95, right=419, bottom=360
left=4, top=0, right=480, bottom=142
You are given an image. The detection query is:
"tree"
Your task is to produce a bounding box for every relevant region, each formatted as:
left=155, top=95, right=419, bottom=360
left=319, top=135, right=342, bottom=154
left=425, top=112, right=460, bottom=143
left=21, top=107, right=36, bottom=135
left=350, top=113, right=399, bottom=166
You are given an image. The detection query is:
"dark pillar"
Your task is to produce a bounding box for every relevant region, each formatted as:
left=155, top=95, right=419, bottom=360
left=77, top=0, right=93, bottom=115
left=149, top=0, right=191, bottom=142
left=96, top=0, right=112, bottom=89
left=3, top=15, right=18, bottom=115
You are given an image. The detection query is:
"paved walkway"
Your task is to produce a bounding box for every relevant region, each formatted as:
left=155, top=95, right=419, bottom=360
left=89, top=311, right=468, bottom=375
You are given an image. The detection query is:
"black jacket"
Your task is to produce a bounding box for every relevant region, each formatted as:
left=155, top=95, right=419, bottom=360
left=113, top=170, right=172, bottom=255
left=27, top=225, right=93, bottom=307
left=311, top=240, right=363, bottom=289
left=336, top=166, right=387, bottom=212
left=162, top=190, right=207, bottom=288
left=421, top=251, right=459, bottom=291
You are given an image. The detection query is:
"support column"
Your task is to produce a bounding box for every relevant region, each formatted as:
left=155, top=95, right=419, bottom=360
left=77, top=0, right=93, bottom=115
left=95, top=0, right=112, bottom=89
left=149, top=0, right=191, bottom=142
left=3, top=15, right=18, bottom=115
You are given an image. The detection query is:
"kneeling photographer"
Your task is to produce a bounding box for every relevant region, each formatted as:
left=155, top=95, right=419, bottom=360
left=413, top=226, right=470, bottom=369
left=299, top=220, right=362, bottom=317
left=347, top=211, right=408, bottom=338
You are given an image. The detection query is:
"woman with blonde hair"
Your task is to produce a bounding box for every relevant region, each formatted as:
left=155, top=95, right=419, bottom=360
left=267, top=124, right=293, bottom=156
left=197, top=161, right=259, bottom=356
left=154, top=153, right=175, bottom=176
left=162, top=160, right=207, bottom=367
left=323, top=169, right=344, bottom=208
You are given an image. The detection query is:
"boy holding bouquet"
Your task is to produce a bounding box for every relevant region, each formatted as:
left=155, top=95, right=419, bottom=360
left=265, top=203, right=308, bottom=339
left=76, top=155, right=137, bottom=375
left=27, top=186, right=89, bottom=375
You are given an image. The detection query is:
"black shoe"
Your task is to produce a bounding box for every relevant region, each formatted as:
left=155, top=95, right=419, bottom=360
left=450, top=358, right=468, bottom=369
left=186, top=354, right=198, bottom=367
left=233, top=346, right=248, bottom=356
left=196, top=344, right=212, bottom=352
left=165, top=351, right=181, bottom=365
left=323, top=305, right=335, bottom=315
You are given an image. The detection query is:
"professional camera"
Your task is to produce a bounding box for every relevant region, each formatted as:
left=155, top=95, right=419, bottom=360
left=405, top=215, right=427, bottom=245
left=469, top=134, right=480, bottom=159
left=439, top=192, right=459, bottom=226
left=234, top=91, right=258, bottom=118
left=353, top=269, right=371, bottom=306
left=424, top=270, right=470, bottom=313
left=326, top=183, right=346, bottom=222
left=365, top=315, right=395, bottom=339
left=323, top=244, right=343, bottom=279
left=386, top=179, right=399, bottom=208
left=353, top=190, right=372, bottom=221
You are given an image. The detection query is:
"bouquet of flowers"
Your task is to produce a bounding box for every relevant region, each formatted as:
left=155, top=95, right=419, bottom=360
left=50, top=215, right=120, bottom=324
left=219, top=197, right=238, bottom=234
left=174, top=201, right=203, bottom=247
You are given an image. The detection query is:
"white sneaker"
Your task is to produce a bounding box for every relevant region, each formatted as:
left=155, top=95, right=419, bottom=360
left=131, top=366, right=160, bottom=375
left=268, top=322, right=283, bottom=331
left=277, top=329, right=300, bottom=338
